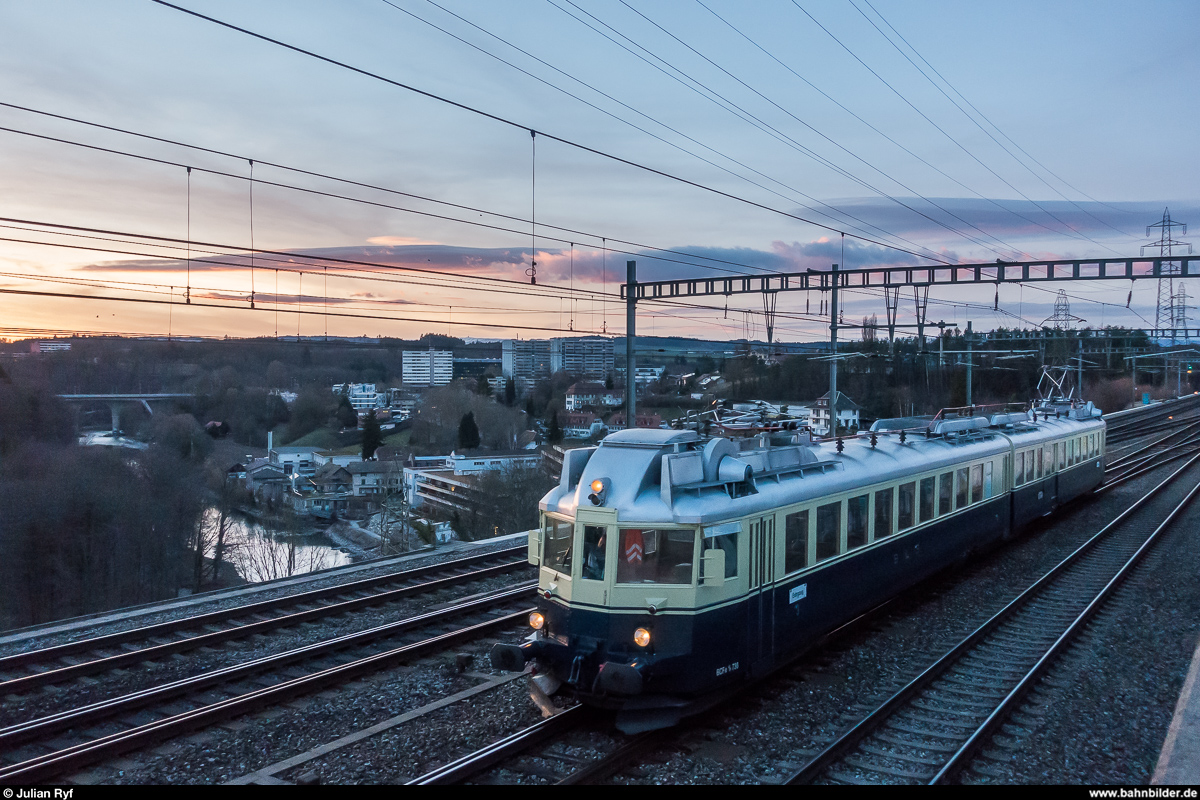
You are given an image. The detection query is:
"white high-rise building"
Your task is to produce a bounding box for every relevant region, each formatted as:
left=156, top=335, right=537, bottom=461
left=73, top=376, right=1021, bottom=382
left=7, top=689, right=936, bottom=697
left=403, top=349, right=454, bottom=387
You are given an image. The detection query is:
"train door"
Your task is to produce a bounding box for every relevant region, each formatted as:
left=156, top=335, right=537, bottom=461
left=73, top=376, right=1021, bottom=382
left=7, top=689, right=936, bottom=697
left=749, top=515, right=776, bottom=676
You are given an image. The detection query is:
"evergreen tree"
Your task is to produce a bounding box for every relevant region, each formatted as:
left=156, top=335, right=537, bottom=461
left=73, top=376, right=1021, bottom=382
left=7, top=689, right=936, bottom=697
left=458, top=411, right=481, bottom=450
left=361, top=410, right=383, bottom=459
left=547, top=410, right=563, bottom=443
left=505, top=378, right=516, bottom=407
left=336, top=392, right=357, bottom=429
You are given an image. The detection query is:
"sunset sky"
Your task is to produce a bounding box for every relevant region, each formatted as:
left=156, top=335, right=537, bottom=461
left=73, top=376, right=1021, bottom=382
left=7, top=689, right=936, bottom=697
left=1, top=0, right=1198, bottom=343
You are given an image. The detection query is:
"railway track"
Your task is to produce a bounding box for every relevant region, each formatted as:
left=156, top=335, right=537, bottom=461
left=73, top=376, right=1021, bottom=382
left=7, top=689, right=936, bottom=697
left=1105, top=394, right=1200, bottom=444
left=403, top=417, right=1200, bottom=787
left=778, top=452, right=1200, bottom=785
left=0, top=546, right=529, bottom=696
left=0, top=584, right=537, bottom=783
left=407, top=703, right=669, bottom=786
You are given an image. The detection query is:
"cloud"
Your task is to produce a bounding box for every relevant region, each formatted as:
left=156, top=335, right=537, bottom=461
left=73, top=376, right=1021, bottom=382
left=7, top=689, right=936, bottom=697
left=365, top=235, right=438, bottom=246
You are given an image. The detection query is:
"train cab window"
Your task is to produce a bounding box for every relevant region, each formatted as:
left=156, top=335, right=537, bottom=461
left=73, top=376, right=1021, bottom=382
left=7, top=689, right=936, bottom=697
left=971, top=465, right=983, bottom=503
left=1015, top=452, right=1025, bottom=486
left=956, top=468, right=969, bottom=508
left=898, top=482, right=915, bottom=530
left=938, top=472, right=953, bottom=515
left=785, top=510, right=809, bottom=573
left=875, top=488, right=894, bottom=537
left=544, top=519, right=574, bottom=575
left=847, top=495, right=869, bottom=549
left=816, top=502, right=840, bottom=561
left=581, top=526, right=607, bottom=581
left=704, top=530, right=738, bottom=579
left=617, top=529, right=695, bottom=584
left=984, top=462, right=994, bottom=497
left=919, top=477, right=935, bottom=523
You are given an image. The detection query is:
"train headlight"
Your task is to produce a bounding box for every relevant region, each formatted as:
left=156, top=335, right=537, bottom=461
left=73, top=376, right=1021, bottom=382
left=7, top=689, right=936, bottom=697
left=589, top=478, right=609, bottom=506
left=529, top=612, right=545, bottom=630
left=633, top=627, right=651, bottom=647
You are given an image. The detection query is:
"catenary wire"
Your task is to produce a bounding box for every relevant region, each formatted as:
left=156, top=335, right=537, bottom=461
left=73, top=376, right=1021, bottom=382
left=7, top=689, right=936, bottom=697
left=147, top=0, right=964, bottom=266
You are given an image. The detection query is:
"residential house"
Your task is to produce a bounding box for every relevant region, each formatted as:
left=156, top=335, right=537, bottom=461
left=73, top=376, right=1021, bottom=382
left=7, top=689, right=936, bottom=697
left=564, top=382, right=621, bottom=411
left=810, top=391, right=861, bottom=436
left=290, top=463, right=353, bottom=517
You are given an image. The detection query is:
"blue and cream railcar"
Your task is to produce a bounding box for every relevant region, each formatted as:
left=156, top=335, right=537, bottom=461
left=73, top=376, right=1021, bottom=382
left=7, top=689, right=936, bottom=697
left=492, top=405, right=1105, bottom=730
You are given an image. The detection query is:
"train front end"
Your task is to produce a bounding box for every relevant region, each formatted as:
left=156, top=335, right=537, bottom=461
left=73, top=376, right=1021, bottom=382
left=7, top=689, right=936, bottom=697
left=490, top=428, right=746, bottom=730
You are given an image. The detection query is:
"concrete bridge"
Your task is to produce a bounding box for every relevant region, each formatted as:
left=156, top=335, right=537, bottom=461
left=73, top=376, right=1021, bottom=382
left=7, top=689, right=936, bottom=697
left=57, top=394, right=194, bottom=433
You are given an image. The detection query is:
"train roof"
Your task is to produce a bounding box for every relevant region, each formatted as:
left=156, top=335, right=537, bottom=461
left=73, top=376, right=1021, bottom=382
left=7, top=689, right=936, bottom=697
left=542, top=412, right=1104, bottom=528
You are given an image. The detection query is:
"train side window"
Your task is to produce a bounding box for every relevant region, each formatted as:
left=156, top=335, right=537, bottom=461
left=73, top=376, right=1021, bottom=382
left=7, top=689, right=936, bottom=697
left=544, top=518, right=574, bottom=575
left=956, top=468, right=969, bottom=508
left=847, top=495, right=869, bottom=549
left=919, top=477, right=935, bottom=523
left=1015, top=451, right=1024, bottom=485
left=938, top=472, right=953, bottom=515
left=784, top=510, right=809, bottom=573
left=874, top=488, right=894, bottom=538
left=898, top=482, right=916, bottom=530
left=617, top=529, right=695, bottom=584
left=582, top=525, right=607, bottom=581
left=971, top=465, right=983, bottom=503
left=984, top=462, right=994, bottom=497
left=1057, top=442, right=1065, bottom=470
left=816, top=502, right=840, bottom=561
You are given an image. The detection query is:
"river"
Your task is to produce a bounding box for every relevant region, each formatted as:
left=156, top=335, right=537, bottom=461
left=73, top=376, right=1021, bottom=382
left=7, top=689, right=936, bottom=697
left=202, top=507, right=356, bottom=583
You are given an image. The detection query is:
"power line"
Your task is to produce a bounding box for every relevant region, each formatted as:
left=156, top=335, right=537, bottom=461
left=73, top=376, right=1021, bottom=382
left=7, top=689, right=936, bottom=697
left=1, top=217, right=831, bottom=333
left=614, top=0, right=1025, bottom=260
left=788, top=0, right=1123, bottom=255
left=0, top=118, right=891, bottom=284
left=848, top=0, right=1139, bottom=242
left=693, top=0, right=1091, bottom=257
left=0, top=284, right=605, bottom=336
left=0, top=101, right=806, bottom=278
left=549, top=0, right=981, bottom=263
left=856, top=0, right=1144, bottom=221
left=384, top=0, right=987, bottom=262
left=148, top=0, right=961, bottom=266
left=375, top=0, right=913, bottom=255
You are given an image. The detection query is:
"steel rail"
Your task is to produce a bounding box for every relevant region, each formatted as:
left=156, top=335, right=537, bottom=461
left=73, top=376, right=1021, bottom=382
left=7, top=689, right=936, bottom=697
left=1105, top=435, right=1200, bottom=481
left=1105, top=421, right=1200, bottom=470
left=0, top=545, right=526, bottom=671
left=930, top=474, right=1200, bottom=783
left=782, top=452, right=1200, bottom=785
left=1096, top=443, right=1200, bottom=494
left=0, top=583, right=536, bottom=753
left=408, top=706, right=591, bottom=785
left=0, top=607, right=534, bottom=784
left=0, top=559, right=530, bottom=694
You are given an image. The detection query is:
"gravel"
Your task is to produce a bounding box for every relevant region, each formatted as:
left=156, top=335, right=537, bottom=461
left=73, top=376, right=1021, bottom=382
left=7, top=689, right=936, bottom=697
left=608, top=458, right=1196, bottom=784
